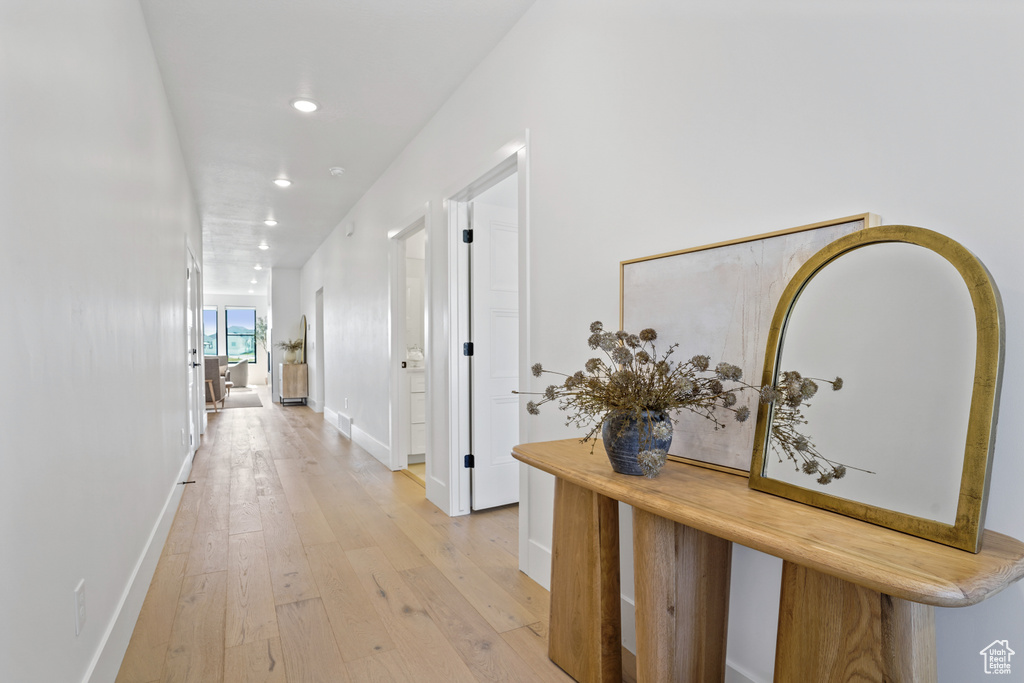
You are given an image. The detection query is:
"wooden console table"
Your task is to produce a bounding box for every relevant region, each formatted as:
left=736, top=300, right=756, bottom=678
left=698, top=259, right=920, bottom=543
left=278, top=363, right=308, bottom=406
left=512, top=439, right=1024, bottom=683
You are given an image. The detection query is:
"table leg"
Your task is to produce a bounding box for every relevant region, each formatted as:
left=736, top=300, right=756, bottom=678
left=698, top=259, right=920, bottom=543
left=633, top=509, right=732, bottom=682
left=205, top=379, right=218, bottom=412
left=549, top=478, right=621, bottom=683
left=775, top=561, right=937, bottom=682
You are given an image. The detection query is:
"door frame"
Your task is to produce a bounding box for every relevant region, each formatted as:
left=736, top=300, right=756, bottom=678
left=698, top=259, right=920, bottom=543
left=388, top=206, right=431, bottom=473
left=186, top=239, right=203, bottom=457
left=446, top=138, right=531, bottom=516
left=314, top=287, right=325, bottom=411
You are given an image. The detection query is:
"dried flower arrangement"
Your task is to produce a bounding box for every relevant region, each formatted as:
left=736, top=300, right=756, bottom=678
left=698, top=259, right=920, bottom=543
left=763, top=371, right=872, bottom=484
left=275, top=339, right=304, bottom=352
left=519, top=321, right=859, bottom=481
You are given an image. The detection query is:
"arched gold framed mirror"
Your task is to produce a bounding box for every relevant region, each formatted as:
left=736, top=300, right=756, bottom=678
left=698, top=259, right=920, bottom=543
left=299, top=314, right=307, bottom=364
left=749, top=226, right=1004, bottom=552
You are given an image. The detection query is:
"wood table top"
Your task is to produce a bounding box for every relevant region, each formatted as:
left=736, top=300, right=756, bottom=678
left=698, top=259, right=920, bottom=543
left=513, top=439, right=1024, bottom=607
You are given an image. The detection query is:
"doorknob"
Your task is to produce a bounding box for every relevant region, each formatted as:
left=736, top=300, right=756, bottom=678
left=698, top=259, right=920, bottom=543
left=191, top=362, right=201, bottom=368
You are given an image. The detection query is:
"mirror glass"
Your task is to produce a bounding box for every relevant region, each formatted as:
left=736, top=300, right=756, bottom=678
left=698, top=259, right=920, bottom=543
left=763, top=242, right=976, bottom=523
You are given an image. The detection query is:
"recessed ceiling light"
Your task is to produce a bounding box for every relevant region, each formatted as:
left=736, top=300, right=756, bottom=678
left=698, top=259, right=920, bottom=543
left=250, top=278, right=257, bottom=284
left=273, top=178, right=291, bottom=188
left=264, top=219, right=277, bottom=226
left=259, top=244, right=269, bottom=250
left=254, top=265, right=263, bottom=271
left=291, top=98, right=319, bottom=113
left=248, top=289, right=254, bottom=294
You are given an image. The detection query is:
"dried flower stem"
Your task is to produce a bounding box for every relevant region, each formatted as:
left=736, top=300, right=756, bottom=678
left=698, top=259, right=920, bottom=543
left=519, top=322, right=865, bottom=485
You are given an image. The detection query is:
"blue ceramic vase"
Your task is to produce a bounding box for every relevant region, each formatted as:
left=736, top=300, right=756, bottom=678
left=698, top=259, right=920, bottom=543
left=601, top=410, right=673, bottom=476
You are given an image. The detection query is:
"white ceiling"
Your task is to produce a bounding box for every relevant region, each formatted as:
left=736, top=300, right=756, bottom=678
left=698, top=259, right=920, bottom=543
left=139, top=0, right=535, bottom=295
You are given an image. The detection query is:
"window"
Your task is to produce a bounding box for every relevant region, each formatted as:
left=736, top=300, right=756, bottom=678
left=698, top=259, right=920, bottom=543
left=203, top=307, right=218, bottom=356
left=225, top=307, right=256, bottom=363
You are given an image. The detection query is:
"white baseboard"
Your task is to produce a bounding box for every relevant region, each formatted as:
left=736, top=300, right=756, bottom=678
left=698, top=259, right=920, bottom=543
left=325, top=408, right=352, bottom=438
left=352, top=423, right=390, bottom=467
left=621, top=595, right=636, bottom=654
left=524, top=539, right=551, bottom=590
left=83, top=452, right=193, bottom=683
left=725, top=663, right=759, bottom=683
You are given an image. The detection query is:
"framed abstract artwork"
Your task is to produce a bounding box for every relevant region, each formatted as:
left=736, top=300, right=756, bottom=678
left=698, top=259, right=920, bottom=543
left=620, top=213, right=879, bottom=473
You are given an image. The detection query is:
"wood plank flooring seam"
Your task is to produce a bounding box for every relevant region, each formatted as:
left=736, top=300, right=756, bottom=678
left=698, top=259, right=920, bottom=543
left=116, top=386, right=571, bottom=683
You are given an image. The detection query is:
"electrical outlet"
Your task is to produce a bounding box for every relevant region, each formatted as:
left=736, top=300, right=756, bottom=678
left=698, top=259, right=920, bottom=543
left=74, top=580, right=86, bottom=635
left=180, top=428, right=186, bottom=446
left=345, top=398, right=349, bottom=409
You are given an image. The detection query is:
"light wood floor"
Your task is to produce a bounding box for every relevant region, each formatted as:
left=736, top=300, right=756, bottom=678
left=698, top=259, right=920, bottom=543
left=402, top=462, right=426, bottom=488
left=115, top=386, right=573, bottom=683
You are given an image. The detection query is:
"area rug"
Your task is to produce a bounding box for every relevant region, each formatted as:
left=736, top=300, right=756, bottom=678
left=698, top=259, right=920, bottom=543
left=221, top=387, right=263, bottom=409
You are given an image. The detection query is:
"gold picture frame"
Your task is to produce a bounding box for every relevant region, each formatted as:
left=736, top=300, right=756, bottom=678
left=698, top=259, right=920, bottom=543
left=749, top=226, right=1004, bottom=552
left=620, top=213, right=880, bottom=473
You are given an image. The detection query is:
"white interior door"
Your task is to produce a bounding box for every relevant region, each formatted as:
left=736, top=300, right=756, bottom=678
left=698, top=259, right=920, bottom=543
left=470, top=198, right=519, bottom=510
left=186, top=250, right=202, bottom=455
left=389, top=215, right=430, bottom=485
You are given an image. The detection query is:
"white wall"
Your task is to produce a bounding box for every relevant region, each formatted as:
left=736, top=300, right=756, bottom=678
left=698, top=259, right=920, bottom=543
left=270, top=268, right=303, bottom=403
left=0, top=1, right=202, bottom=681
left=203, top=293, right=270, bottom=384
left=302, top=215, right=399, bottom=464
left=300, top=1, right=1024, bottom=680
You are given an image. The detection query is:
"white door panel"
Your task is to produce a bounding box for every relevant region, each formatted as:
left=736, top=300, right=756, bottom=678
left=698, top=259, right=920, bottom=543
left=489, top=310, right=519, bottom=378
left=470, top=201, right=519, bottom=510
left=490, top=225, right=519, bottom=292
left=489, top=396, right=519, bottom=466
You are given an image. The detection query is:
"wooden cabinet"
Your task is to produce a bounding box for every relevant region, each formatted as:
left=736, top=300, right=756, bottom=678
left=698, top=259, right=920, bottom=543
left=513, top=439, right=1024, bottom=683
left=409, top=369, right=425, bottom=455
left=279, top=363, right=307, bottom=405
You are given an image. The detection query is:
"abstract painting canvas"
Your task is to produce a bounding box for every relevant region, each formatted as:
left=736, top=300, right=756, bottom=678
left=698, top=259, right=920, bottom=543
left=620, top=213, right=878, bottom=473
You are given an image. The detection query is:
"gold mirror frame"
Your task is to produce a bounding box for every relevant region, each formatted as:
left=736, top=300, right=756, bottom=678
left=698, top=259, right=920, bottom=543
left=299, top=314, right=307, bottom=364
left=749, top=226, right=1004, bottom=552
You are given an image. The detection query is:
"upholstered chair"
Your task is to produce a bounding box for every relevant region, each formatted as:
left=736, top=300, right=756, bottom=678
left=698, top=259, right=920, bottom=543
left=228, top=358, right=249, bottom=387
left=204, top=357, right=226, bottom=411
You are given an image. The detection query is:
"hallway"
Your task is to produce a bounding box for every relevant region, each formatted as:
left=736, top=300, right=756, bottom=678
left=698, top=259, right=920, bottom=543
left=115, top=389, right=569, bottom=682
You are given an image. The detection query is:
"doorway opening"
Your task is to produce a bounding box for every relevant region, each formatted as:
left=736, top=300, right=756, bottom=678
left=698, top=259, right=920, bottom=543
left=448, top=146, right=528, bottom=514
left=389, top=214, right=429, bottom=493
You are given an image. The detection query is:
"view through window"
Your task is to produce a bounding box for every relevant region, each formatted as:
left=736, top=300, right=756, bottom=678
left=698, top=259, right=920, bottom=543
left=225, top=307, right=257, bottom=363
left=203, top=307, right=218, bottom=356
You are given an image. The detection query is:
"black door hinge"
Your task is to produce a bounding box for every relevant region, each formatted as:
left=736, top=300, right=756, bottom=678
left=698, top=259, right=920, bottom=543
left=464, top=454, right=475, bottom=468
left=462, top=229, right=473, bottom=243
left=463, top=342, right=474, bottom=356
